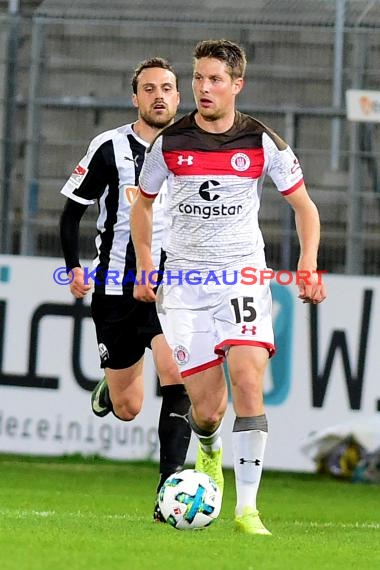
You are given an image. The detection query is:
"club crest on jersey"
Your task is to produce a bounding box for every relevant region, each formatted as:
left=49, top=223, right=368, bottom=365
left=177, top=154, right=194, bottom=166
left=173, top=344, right=190, bottom=365
left=231, top=152, right=250, bottom=172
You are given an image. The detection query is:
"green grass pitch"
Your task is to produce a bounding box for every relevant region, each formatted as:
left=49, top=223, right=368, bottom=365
left=0, top=454, right=379, bottom=570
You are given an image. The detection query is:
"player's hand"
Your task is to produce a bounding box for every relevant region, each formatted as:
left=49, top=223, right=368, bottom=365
left=297, top=269, right=327, bottom=304
left=133, top=266, right=157, bottom=302
left=69, top=267, right=92, bottom=299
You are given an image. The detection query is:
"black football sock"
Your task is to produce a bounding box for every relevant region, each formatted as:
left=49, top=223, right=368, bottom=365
left=156, top=384, right=191, bottom=492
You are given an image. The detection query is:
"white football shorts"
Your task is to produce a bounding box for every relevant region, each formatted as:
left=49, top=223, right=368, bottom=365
left=156, top=274, right=275, bottom=377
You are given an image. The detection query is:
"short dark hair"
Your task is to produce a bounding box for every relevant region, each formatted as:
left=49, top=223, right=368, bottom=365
left=131, top=57, right=178, bottom=94
left=193, top=39, right=247, bottom=79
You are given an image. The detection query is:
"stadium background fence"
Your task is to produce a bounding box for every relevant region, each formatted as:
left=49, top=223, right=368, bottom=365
left=1, top=0, right=380, bottom=275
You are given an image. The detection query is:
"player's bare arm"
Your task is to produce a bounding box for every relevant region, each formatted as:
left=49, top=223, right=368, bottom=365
left=284, top=183, right=327, bottom=304
left=130, top=188, right=157, bottom=302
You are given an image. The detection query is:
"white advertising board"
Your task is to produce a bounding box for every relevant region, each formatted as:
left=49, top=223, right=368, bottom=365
left=346, top=88, right=380, bottom=123
left=0, top=255, right=379, bottom=472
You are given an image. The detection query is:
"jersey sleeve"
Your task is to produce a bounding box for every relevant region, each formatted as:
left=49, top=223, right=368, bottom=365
left=60, top=134, right=111, bottom=205
left=263, top=132, right=304, bottom=196
left=139, top=136, right=169, bottom=198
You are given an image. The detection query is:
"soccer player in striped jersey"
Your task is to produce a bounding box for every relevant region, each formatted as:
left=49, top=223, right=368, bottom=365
left=59, top=58, right=191, bottom=522
left=131, top=40, right=327, bottom=535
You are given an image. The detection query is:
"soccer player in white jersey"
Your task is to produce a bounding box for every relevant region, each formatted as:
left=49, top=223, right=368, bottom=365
left=131, top=40, right=327, bottom=535
left=59, top=58, right=191, bottom=522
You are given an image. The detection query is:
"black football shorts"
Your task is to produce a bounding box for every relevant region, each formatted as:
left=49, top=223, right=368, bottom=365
left=90, top=291, right=162, bottom=370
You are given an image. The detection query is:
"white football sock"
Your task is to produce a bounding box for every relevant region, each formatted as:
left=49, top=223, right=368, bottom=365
left=232, top=429, right=268, bottom=514
left=189, top=407, right=223, bottom=452
left=197, top=427, right=222, bottom=453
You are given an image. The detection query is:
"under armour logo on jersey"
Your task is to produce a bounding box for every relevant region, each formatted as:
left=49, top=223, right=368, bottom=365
left=241, top=325, right=257, bottom=335
left=239, top=458, right=261, bottom=466
left=177, top=154, right=194, bottom=166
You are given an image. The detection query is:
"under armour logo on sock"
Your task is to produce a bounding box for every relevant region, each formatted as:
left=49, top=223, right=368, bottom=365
left=239, top=458, right=261, bottom=466
left=169, top=412, right=189, bottom=424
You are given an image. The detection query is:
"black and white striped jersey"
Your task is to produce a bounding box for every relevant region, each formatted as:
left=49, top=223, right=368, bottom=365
left=61, top=123, right=167, bottom=294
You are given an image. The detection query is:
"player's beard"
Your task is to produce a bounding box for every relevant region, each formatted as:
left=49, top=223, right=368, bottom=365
left=140, top=108, right=173, bottom=130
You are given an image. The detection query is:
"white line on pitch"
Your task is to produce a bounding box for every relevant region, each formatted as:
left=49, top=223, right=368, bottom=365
left=0, top=509, right=140, bottom=520
left=293, top=520, right=380, bottom=530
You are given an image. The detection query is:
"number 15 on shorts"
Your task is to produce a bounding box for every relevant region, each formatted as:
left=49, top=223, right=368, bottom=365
left=230, top=296, right=257, bottom=335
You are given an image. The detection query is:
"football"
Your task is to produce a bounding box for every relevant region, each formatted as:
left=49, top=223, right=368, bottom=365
left=158, top=469, right=222, bottom=530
